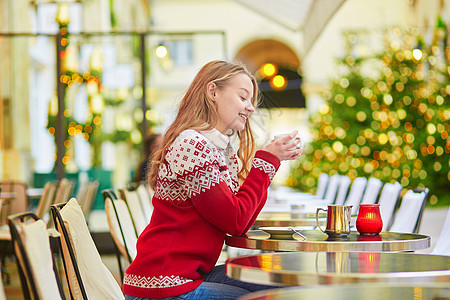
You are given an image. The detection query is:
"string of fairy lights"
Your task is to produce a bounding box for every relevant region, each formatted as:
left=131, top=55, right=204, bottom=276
left=289, top=24, right=449, bottom=206
left=46, top=4, right=106, bottom=168
left=46, top=4, right=152, bottom=169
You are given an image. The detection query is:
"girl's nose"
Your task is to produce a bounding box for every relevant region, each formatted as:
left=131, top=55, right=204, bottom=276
left=246, top=102, right=255, bottom=112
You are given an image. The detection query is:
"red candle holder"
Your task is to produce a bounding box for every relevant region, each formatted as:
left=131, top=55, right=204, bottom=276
left=356, top=204, right=383, bottom=235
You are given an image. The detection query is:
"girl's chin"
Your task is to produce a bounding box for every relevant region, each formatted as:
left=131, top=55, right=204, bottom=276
left=233, top=125, right=246, bottom=132
left=226, top=121, right=246, bottom=133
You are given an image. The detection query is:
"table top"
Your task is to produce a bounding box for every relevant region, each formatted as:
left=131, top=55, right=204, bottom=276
left=253, top=218, right=325, bottom=228
left=0, top=192, right=15, bottom=201
left=0, top=229, right=10, bottom=241
left=226, top=252, right=450, bottom=286
left=225, top=230, right=430, bottom=252
left=258, top=211, right=326, bottom=220
left=238, top=283, right=450, bottom=300
left=26, top=188, right=44, bottom=198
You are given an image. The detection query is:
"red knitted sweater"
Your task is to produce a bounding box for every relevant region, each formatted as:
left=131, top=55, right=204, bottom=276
left=122, top=129, right=280, bottom=298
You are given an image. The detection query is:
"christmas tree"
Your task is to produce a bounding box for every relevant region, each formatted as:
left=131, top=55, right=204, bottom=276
left=289, top=22, right=449, bottom=206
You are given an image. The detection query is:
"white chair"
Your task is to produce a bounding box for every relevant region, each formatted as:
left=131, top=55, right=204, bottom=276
left=431, top=207, right=450, bottom=256
left=377, top=182, right=403, bottom=231
left=315, top=173, right=330, bottom=199
left=103, top=189, right=138, bottom=282
left=289, top=174, right=342, bottom=211
left=272, top=173, right=329, bottom=206
left=8, top=212, right=66, bottom=300
left=360, top=177, right=383, bottom=205
left=120, top=188, right=148, bottom=234
left=77, top=180, right=99, bottom=220
left=343, top=177, right=367, bottom=215
left=51, top=198, right=124, bottom=300
left=75, top=180, right=88, bottom=207
left=136, top=183, right=154, bottom=223
left=54, top=178, right=75, bottom=205
left=35, top=181, right=57, bottom=220
left=322, top=174, right=341, bottom=204
left=334, top=176, right=351, bottom=205
left=389, top=188, right=429, bottom=234
left=105, top=197, right=138, bottom=261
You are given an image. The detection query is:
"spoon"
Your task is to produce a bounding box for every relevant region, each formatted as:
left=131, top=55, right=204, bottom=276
left=290, top=227, right=307, bottom=241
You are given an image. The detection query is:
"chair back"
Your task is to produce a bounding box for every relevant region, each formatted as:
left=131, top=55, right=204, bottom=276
left=104, top=195, right=138, bottom=262
left=0, top=181, right=28, bottom=224
left=35, top=181, right=58, bottom=220
left=136, top=183, right=154, bottom=223
left=315, top=173, right=329, bottom=199
left=343, top=177, right=368, bottom=215
left=75, top=180, right=88, bottom=207
left=119, top=188, right=148, bottom=234
left=54, top=178, right=75, bottom=205
left=360, top=177, right=383, bottom=204
left=334, top=176, right=351, bottom=206
left=323, top=174, right=341, bottom=204
left=377, top=182, right=403, bottom=231
left=8, top=212, right=65, bottom=300
left=431, top=207, right=450, bottom=256
left=79, top=180, right=99, bottom=219
left=51, top=198, right=124, bottom=300
left=389, top=188, right=429, bottom=233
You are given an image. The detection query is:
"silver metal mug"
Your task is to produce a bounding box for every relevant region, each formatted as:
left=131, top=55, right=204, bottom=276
left=316, top=205, right=352, bottom=237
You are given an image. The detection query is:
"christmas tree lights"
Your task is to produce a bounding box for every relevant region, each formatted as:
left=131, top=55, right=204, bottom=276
left=289, top=23, right=449, bottom=206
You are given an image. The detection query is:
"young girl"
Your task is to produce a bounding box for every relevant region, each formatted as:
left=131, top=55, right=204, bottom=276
left=123, top=60, right=302, bottom=300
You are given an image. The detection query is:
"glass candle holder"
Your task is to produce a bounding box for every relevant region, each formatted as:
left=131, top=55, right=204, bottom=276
left=356, top=204, right=383, bottom=235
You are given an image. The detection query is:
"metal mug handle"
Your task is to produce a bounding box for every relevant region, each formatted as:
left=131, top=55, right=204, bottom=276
left=316, top=208, right=327, bottom=233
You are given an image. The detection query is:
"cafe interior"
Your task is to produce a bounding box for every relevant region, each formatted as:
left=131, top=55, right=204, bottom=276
left=0, top=0, right=449, bottom=299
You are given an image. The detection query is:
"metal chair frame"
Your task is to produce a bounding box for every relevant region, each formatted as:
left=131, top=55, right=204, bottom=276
left=51, top=203, right=89, bottom=300
left=8, top=212, right=66, bottom=300
left=412, top=188, right=429, bottom=234
left=102, top=189, right=136, bottom=281
left=119, top=187, right=147, bottom=234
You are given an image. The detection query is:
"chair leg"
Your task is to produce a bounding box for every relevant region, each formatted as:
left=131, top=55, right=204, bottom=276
left=1, top=267, right=10, bottom=285
left=116, top=252, right=124, bottom=283
left=111, top=241, right=124, bottom=283
left=1, top=254, right=11, bottom=285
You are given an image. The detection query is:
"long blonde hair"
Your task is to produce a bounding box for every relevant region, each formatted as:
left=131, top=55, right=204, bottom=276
left=148, top=60, right=259, bottom=190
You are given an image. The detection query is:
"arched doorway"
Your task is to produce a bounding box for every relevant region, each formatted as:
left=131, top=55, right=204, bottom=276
left=235, top=39, right=305, bottom=108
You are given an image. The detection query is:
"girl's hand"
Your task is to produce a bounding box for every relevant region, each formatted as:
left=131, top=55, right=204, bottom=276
left=261, top=130, right=303, bottom=161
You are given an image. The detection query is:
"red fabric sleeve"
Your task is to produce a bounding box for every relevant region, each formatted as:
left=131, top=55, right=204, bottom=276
left=170, top=136, right=280, bottom=236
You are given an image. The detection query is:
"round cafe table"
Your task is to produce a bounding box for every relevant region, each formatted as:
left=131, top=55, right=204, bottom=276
left=238, top=283, right=450, bottom=300
left=252, top=218, right=325, bottom=228
left=226, top=252, right=450, bottom=286
left=257, top=211, right=326, bottom=220
left=225, top=230, right=430, bottom=252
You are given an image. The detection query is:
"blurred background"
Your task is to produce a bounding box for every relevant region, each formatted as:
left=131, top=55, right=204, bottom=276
left=0, top=0, right=448, bottom=210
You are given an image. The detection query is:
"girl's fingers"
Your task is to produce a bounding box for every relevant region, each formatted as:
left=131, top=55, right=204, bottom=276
left=289, top=130, right=299, bottom=138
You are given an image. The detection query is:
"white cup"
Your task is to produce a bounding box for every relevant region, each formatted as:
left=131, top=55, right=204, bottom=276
left=274, top=133, right=303, bottom=150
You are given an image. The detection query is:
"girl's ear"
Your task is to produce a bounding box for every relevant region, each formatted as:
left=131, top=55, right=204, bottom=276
left=206, top=82, right=217, bottom=100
